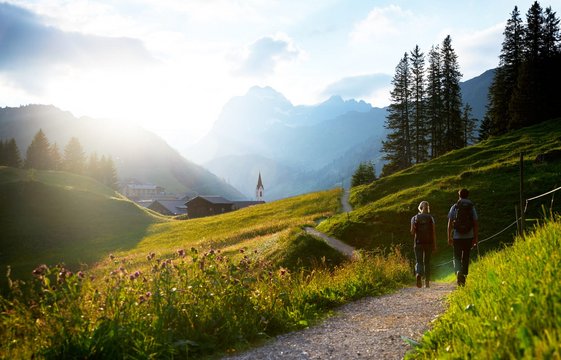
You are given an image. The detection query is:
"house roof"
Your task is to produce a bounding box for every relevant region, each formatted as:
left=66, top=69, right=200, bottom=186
left=185, top=196, right=233, bottom=205
left=149, top=200, right=188, bottom=215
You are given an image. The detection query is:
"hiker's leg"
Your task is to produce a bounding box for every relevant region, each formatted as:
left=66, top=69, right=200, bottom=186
left=414, top=245, right=424, bottom=276
left=453, top=241, right=463, bottom=275
left=424, top=245, right=432, bottom=281
left=461, top=238, right=473, bottom=276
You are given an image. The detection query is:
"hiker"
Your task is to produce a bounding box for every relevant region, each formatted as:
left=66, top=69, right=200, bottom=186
left=447, top=188, right=479, bottom=286
left=410, top=200, right=436, bottom=288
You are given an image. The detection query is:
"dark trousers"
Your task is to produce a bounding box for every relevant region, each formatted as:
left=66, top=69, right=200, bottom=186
left=414, top=243, right=432, bottom=279
left=453, top=238, right=473, bottom=276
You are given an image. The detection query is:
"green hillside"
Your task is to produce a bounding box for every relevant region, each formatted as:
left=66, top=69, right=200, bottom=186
left=318, top=118, right=561, bottom=276
left=0, top=167, right=161, bottom=288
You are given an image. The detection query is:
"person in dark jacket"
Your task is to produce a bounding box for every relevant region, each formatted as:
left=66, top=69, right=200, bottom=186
left=447, top=188, right=479, bottom=286
left=411, top=201, right=436, bottom=288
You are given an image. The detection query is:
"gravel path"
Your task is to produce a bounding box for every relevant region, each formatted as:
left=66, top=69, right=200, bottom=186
left=225, top=282, right=454, bottom=359
left=224, top=188, right=454, bottom=359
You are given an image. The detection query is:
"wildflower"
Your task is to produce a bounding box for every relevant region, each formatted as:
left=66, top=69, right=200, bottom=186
left=138, top=295, right=146, bottom=304
left=109, top=254, right=115, bottom=260
left=177, top=249, right=185, bottom=257
left=279, top=268, right=287, bottom=277
left=32, top=264, right=48, bottom=278
left=147, top=252, right=156, bottom=261
left=145, top=291, right=152, bottom=298
left=239, top=249, right=245, bottom=254
left=129, top=274, right=135, bottom=281
left=77, top=271, right=85, bottom=280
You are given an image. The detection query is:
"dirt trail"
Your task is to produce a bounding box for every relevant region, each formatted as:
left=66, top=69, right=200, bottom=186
left=225, top=282, right=454, bottom=359
left=223, top=188, right=455, bottom=359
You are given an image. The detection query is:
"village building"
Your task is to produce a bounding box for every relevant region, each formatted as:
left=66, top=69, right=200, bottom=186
left=147, top=200, right=188, bottom=216
left=183, top=173, right=266, bottom=218
left=122, top=182, right=165, bottom=200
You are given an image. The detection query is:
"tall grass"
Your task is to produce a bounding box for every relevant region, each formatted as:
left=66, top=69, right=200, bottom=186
left=408, top=217, right=561, bottom=359
left=0, top=247, right=410, bottom=358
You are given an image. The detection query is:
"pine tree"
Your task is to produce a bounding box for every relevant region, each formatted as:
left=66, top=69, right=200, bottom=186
left=461, top=104, right=478, bottom=147
left=25, top=129, right=52, bottom=170
left=87, top=152, right=101, bottom=181
left=382, top=52, right=412, bottom=176
left=478, top=114, right=492, bottom=141
left=63, top=137, right=86, bottom=174
left=351, top=162, right=376, bottom=187
left=426, top=45, right=443, bottom=158
left=440, top=35, right=463, bottom=151
left=542, top=6, right=561, bottom=57
left=100, top=155, right=119, bottom=190
left=4, top=138, right=22, bottom=168
left=50, top=143, right=62, bottom=170
left=487, top=6, right=524, bottom=135
left=410, top=45, right=429, bottom=164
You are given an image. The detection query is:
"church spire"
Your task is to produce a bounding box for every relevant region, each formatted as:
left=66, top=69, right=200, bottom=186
left=256, top=172, right=264, bottom=201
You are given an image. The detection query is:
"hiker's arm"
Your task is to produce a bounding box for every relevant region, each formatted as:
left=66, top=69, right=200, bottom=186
left=410, top=220, right=415, bottom=236
left=447, top=219, right=453, bottom=245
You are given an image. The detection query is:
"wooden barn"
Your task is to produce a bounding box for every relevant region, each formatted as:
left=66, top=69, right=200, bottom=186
left=185, top=196, right=234, bottom=218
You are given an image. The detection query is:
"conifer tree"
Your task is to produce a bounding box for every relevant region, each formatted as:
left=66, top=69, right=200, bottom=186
left=478, top=114, right=492, bottom=141
left=351, top=162, right=376, bottom=187
left=382, top=52, right=412, bottom=176
left=100, top=155, right=119, bottom=190
left=440, top=35, right=463, bottom=152
left=425, top=45, right=443, bottom=158
left=87, top=152, right=101, bottom=181
left=63, top=137, right=86, bottom=174
left=487, top=6, right=524, bottom=135
left=25, top=129, right=52, bottom=170
left=461, top=104, right=478, bottom=147
left=49, top=143, right=62, bottom=170
left=4, top=138, right=22, bottom=168
left=410, top=45, right=429, bottom=164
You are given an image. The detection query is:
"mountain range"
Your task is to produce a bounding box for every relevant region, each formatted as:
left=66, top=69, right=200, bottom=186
left=0, top=69, right=494, bottom=202
left=188, top=69, right=494, bottom=200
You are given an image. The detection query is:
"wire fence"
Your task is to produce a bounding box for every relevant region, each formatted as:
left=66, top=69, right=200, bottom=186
left=434, top=185, right=561, bottom=268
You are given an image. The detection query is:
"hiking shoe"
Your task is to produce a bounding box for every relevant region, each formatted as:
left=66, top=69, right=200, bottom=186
left=416, top=274, right=422, bottom=288
left=457, top=273, right=466, bottom=287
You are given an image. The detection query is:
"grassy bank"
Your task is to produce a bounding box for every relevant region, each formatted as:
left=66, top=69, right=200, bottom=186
left=408, top=217, right=561, bottom=359
left=0, top=247, right=410, bottom=358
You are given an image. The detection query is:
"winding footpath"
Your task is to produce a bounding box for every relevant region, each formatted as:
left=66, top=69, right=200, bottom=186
left=225, top=188, right=455, bottom=359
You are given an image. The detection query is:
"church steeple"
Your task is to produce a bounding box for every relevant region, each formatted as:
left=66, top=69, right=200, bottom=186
left=256, top=172, right=264, bottom=201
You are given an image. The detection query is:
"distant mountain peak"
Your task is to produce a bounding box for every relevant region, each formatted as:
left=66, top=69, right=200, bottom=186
left=246, top=86, right=290, bottom=103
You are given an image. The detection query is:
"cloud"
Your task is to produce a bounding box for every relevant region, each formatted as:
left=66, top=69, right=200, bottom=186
left=454, top=23, right=504, bottom=78
left=350, top=5, right=414, bottom=44
left=234, top=34, right=301, bottom=77
left=321, top=73, right=392, bottom=99
left=0, top=3, right=155, bottom=93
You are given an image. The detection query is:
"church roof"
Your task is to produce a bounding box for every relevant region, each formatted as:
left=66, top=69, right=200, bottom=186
left=256, top=172, right=264, bottom=189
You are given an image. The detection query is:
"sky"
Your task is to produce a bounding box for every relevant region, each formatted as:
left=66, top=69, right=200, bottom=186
left=0, top=0, right=556, bottom=149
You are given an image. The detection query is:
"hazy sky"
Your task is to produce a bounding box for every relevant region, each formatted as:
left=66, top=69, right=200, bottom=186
left=0, top=0, right=554, bottom=148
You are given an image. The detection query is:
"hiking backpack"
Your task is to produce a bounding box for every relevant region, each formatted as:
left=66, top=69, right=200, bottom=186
left=454, top=200, right=474, bottom=234
left=415, top=214, right=433, bottom=244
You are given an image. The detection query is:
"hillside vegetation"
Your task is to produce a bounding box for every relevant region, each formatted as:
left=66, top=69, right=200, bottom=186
left=408, top=217, right=561, bottom=359
left=318, top=118, right=561, bottom=276
left=0, top=167, right=161, bottom=288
